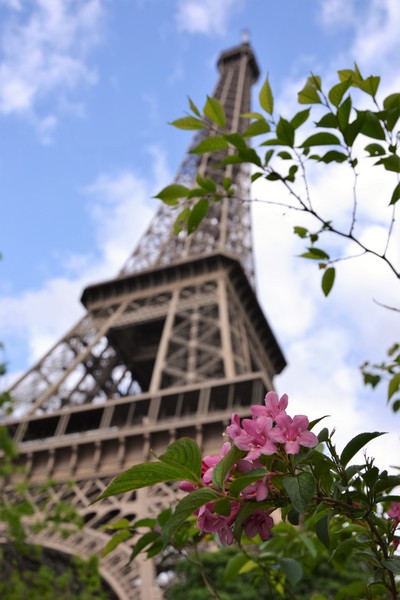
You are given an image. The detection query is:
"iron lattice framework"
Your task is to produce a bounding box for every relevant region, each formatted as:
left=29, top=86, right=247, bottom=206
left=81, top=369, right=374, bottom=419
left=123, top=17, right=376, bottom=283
left=3, top=42, right=286, bottom=599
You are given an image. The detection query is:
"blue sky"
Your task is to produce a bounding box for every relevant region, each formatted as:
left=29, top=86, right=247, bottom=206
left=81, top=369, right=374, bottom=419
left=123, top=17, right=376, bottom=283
left=0, top=0, right=399, bottom=468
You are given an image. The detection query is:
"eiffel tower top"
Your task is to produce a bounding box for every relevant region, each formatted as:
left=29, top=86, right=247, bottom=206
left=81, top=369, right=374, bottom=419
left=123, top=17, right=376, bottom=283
left=118, top=41, right=260, bottom=284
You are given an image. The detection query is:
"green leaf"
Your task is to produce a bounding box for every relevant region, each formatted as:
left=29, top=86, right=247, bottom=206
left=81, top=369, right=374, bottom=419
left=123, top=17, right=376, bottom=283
left=156, top=184, right=190, bottom=205
left=187, top=187, right=205, bottom=199
left=293, top=226, right=308, bottom=238
left=238, top=147, right=262, bottom=168
left=287, top=164, right=298, bottom=182
left=241, top=111, right=265, bottom=120
left=203, top=96, right=226, bottom=128
left=188, top=96, right=201, bottom=117
left=188, top=199, right=209, bottom=233
left=135, top=517, right=157, bottom=528
left=97, top=462, right=196, bottom=500
left=217, top=155, right=244, bottom=166
left=224, top=553, right=248, bottom=581
left=381, top=556, right=400, bottom=574
left=362, top=371, right=381, bottom=388
left=223, top=177, right=233, bottom=190
left=298, top=75, right=322, bottom=104
left=340, top=432, right=386, bottom=466
left=190, top=135, right=228, bottom=154
left=315, top=113, right=337, bottom=128
left=343, top=113, right=365, bottom=146
left=251, top=172, right=263, bottom=183
left=318, top=427, right=329, bottom=443
left=364, top=143, right=386, bottom=157
left=265, top=171, right=281, bottom=181
left=279, top=557, right=303, bottom=586
left=159, top=437, right=202, bottom=480
left=170, top=116, right=204, bottom=130
left=383, top=92, right=400, bottom=110
left=259, top=76, right=274, bottom=114
left=229, top=468, right=269, bottom=497
left=264, top=149, right=274, bottom=165
left=308, top=415, right=330, bottom=430
left=173, top=207, right=190, bottom=235
left=224, top=132, right=248, bottom=151
left=243, top=119, right=270, bottom=138
left=318, top=150, right=348, bottom=164
left=300, top=132, right=341, bottom=148
left=328, top=79, right=351, bottom=107
left=196, top=174, right=217, bottom=193
left=276, top=117, right=295, bottom=147
left=300, top=247, right=330, bottom=260
left=360, top=110, right=386, bottom=140
left=212, top=445, right=245, bottom=490
left=163, top=488, right=220, bottom=541
left=157, top=508, right=172, bottom=526
left=338, top=68, right=358, bottom=85
left=290, top=108, right=310, bottom=129
left=287, top=509, right=299, bottom=525
left=376, top=154, right=400, bottom=172
left=389, top=183, right=400, bottom=206
left=374, top=474, right=400, bottom=494
left=336, top=582, right=369, bottom=600
left=213, top=497, right=232, bottom=516
left=337, top=96, right=352, bottom=130
left=283, top=472, right=315, bottom=514
left=277, top=150, right=292, bottom=159
left=358, top=75, right=380, bottom=98
left=321, top=267, right=335, bottom=297
left=102, top=518, right=131, bottom=531
left=146, top=538, right=164, bottom=558
left=102, top=530, right=131, bottom=557
left=383, top=93, right=400, bottom=130
left=130, top=531, right=160, bottom=562
left=260, top=138, right=281, bottom=146
left=388, top=372, right=400, bottom=400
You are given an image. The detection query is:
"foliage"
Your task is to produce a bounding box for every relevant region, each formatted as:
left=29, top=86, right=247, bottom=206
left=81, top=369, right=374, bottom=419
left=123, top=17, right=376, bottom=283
left=163, top=541, right=371, bottom=600
left=361, top=343, right=400, bottom=413
left=158, top=66, right=400, bottom=411
left=0, top=547, right=110, bottom=600
left=158, top=66, right=399, bottom=287
left=98, top=392, right=400, bottom=599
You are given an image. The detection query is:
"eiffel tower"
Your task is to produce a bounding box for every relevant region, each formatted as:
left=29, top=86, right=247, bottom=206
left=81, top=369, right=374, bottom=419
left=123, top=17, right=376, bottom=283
left=4, top=41, right=286, bottom=599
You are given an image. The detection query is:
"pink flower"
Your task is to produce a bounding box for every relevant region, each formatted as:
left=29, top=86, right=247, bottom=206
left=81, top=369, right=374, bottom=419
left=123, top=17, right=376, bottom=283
left=251, top=391, right=288, bottom=419
left=196, top=501, right=240, bottom=545
left=243, top=509, right=274, bottom=541
left=226, top=413, right=242, bottom=439
left=232, top=416, right=285, bottom=461
left=388, top=501, right=400, bottom=524
left=201, top=441, right=231, bottom=485
left=180, top=442, right=231, bottom=491
left=178, top=480, right=197, bottom=493
left=237, top=458, right=269, bottom=501
left=274, top=414, right=318, bottom=454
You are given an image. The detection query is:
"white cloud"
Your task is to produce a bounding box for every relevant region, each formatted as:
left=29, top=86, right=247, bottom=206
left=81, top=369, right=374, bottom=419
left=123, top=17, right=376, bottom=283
left=0, top=0, right=104, bottom=135
left=318, top=0, right=358, bottom=28
left=175, top=0, right=244, bottom=35
left=318, top=0, right=400, bottom=74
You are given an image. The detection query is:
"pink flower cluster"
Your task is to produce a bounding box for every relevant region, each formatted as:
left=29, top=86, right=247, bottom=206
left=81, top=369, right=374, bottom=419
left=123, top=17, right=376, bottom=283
left=388, top=501, right=400, bottom=525
left=388, top=502, right=400, bottom=550
left=227, top=391, right=318, bottom=459
left=180, top=391, right=318, bottom=545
